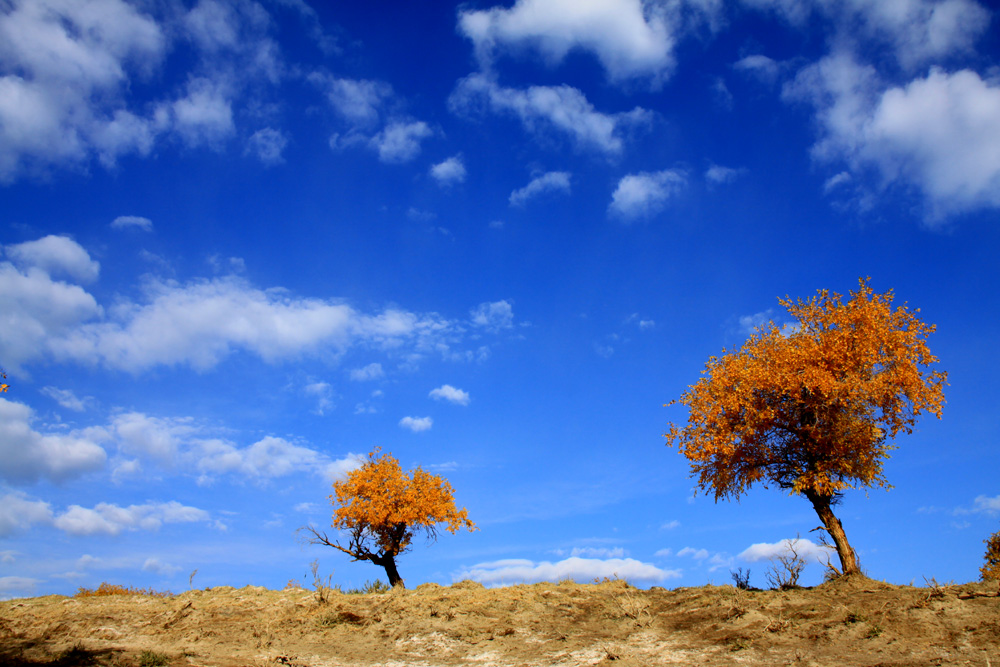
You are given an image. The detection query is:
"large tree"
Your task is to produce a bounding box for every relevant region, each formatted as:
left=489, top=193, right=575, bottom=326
left=304, top=448, right=476, bottom=588
left=665, top=279, right=946, bottom=576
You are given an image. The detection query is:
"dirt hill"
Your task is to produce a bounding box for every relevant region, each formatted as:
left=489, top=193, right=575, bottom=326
left=2, top=577, right=998, bottom=666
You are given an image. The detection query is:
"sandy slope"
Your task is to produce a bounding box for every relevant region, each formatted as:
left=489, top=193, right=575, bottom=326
left=2, top=578, right=999, bottom=666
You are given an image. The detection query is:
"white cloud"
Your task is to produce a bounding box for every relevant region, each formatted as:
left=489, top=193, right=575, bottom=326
left=457, top=0, right=679, bottom=85
left=0, top=576, right=41, bottom=599
left=450, top=73, right=651, bottom=155
left=738, top=537, right=835, bottom=564
left=705, top=164, right=744, bottom=184
left=399, top=416, right=433, bottom=432
left=509, top=171, right=571, bottom=206
left=971, top=495, right=1000, bottom=514
left=195, top=436, right=328, bottom=480
left=455, top=556, right=679, bottom=586
left=304, top=381, right=334, bottom=415
left=0, top=398, right=107, bottom=484
left=53, top=500, right=210, bottom=536
left=661, top=520, right=680, bottom=530
left=430, top=384, right=471, bottom=406
left=1, top=237, right=514, bottom=373
left=608, top=169, right=687, bottom=220
left=0, top=0, right=166, bottom=180
left=165, top=76, right=235, bottom=148
left=111, top=215, right=153, bottom=231
left=742, top=0, right=989, bottom=68
left=733, top=54, right=782, bottom=84
left=471, top=300, right=514, bottom=331
left=654, top=548, right=673, bottom=557
left=0, top=492, right=53, bottom=536
left=787, top=54, right=1000, bottom=220
left=142, top=557, right=181, bottom=575
left=4, top=235, right=100, bottom=283
left=431, top=155, right=467, bottom=186
left=55, top=277, right=440, bottom=372
left=350, top=363, right=385, bottom=381
left=569, top=546, right=627, bottom=559
left=310, top=74, right=393, bottom=127
left=40, top=386, right=90, bottom=412
left=369, top=120, right=433, bottom=164
left=245, top=127, right=287, bottom=165
left=677, top=547, right=709, bottom=560
left=112, top=412, right=192, bottom=463
left=322, top=453, right=365, bottom=482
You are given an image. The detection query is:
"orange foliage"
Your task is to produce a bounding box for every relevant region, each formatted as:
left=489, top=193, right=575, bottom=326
left=665, top=278, right=947, bottom=501
left=982, top=529, right=1000, bottom=581
left=75, top=582, right=172, bottom=598
left=318, top=448, right=475, bottom=584
left=1, top=369, right=8, bottom=393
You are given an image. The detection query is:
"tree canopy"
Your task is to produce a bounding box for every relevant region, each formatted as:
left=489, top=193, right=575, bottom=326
left=305, top=448, right=476, bottom=587
left=665, top=279, right=946, bottom=575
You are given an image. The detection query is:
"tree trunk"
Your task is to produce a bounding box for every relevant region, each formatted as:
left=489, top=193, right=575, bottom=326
left=372, top=553, right=404, bottom=588
left=804, top=490, right=863, bottom=577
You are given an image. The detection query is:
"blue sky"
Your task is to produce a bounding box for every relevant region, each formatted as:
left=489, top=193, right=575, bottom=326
left=1, top=0, right=999, bottom=598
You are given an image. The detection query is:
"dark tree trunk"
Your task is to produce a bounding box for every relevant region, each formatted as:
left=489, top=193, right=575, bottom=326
left=372, top=553, right=404, bottom=588
left=804, top=490, right=863, bottom=577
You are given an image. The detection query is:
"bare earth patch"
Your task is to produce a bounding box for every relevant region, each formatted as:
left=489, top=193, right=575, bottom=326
left=2, top=577, right=999, bottom=666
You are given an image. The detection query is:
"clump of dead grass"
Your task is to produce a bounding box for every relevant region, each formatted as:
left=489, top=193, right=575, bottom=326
left=75, top=582, right=173, bottom=598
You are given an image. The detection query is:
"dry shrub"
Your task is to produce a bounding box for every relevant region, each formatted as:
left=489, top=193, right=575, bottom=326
left=75, top=582, right=172, bottom=598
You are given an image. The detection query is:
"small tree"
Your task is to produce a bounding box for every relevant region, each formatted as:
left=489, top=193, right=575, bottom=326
left=665, top=279, right=946, bottom=577
left=982, top=528, right=1000, bottom=581
left=303, top=448, right=476, bottom=588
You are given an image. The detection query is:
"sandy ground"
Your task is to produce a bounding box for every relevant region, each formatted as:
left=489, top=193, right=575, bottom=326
left=2, top=577, right=999, bottom=666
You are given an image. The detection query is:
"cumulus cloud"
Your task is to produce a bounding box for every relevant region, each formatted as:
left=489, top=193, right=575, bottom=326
left=0, top=492, right=53, bottom=536
left=0, top=398, right=107, bottom=484
left=0, top=0, right=166, bottom=180
left=470, top=300, right=514, bottom=332
left=369, top=120, right=433, bottom=164
left=245, top=127, right=287, bottom=165
left=2, top=238, right=516, bottom=373
left=608, top=169, right=687, bottom=220
left=738, top=537, right=835, bottom=564
left=786, top=54, right=1000, bottom=220
left=429, top=384, right=471, bottom=406
left=455, top=556, right=679, bottom=586
left=309, top=74, right=393, bottom=127
left=111, top=216, right=153, bottom=231
left=457, top=0, right=680, bottom=85
left=399, top=416, right=433, bottom=432
left=450, top=74, right=650, bottom=154
left=733, top=54, right=783, bottom=84
left=350, top=363, right=385, bottom=381
left=53, top=500, right=210, bottom=536
left=431, top=155, right=467, bottom=186
left=4, top=235, right=100, bottom=283
left=142, top=557, right=181, bottom=575
left=509, top=171, right=571, bottom=206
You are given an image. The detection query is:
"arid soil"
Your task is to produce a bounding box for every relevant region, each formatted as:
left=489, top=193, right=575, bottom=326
left=2, top=577, right=999, bottom=666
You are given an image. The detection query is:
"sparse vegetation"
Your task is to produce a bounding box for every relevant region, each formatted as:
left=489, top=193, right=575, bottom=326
left=345, top=579, right=391, bottom=595
left=137, top=650, right=169, bottom=667
left=4, top=579, right=999, bottom=666
left=981, top=527, right=1000, bottom=581
left=764, top=538, right=806, bottom=590
left=75, top=582, right=173, bottom=598
left=730, top=567, right=752, bottom=590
